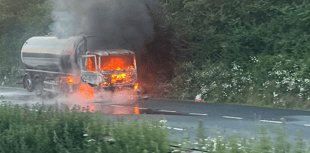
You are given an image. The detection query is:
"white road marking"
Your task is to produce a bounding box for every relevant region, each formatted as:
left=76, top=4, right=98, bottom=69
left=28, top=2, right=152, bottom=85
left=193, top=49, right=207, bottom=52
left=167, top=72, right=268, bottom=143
left=159, top=110, right=176, bottom=113
left=260, top=120, right=282, bottom=124
left=173, top=127, right=184, bottom=131
left=222, top=116, right=243, bottom=120
left=304, top=124, right=310, bottom=127
left=110, top=105, right=124, bottom=107
left=138, top=107, right=148, bottom=110
left=189, top=113, right=208, bottom=116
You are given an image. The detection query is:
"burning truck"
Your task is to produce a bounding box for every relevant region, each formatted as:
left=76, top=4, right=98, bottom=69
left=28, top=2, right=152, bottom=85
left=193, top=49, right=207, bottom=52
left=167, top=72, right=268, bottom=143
left=18, top=35, right=140, bottom=97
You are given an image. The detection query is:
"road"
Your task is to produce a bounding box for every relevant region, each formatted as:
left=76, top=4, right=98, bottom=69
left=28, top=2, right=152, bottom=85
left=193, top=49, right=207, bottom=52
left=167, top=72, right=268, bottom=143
left=0, top=86, right=310, bottom=145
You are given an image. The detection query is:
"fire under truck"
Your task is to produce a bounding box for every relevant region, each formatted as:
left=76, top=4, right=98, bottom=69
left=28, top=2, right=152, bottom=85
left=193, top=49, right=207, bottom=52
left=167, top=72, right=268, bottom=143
left=18, top=35, right=139, bottom=97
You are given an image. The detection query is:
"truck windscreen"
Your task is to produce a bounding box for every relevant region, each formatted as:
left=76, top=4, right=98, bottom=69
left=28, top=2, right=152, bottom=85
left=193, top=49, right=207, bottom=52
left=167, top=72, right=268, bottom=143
left=100, top=55, right=135, bottom=71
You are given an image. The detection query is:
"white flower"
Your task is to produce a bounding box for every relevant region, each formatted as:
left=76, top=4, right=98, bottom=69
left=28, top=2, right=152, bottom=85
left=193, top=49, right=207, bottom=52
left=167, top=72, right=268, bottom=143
left=83, top=134, right=88, bottom=137
left=87, top=139, right=95, bottom=142
left=273, top=92, right=278, bottom=97
left=159, top=120, right=167, bottom=124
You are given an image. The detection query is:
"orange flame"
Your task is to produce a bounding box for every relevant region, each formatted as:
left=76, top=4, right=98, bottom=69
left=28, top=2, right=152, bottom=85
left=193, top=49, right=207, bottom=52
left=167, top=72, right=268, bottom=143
left=100, top=56, right=134, bottom=71
left=110, top=73, right=134, bottom=84
left=101, top=82, right=108, bottom=86
left=134, top=106, right=139, bottom=114
left=67, top=77, right=74, bottom=83
left=87, top=57, right=96, bottom=71
left=111, top=73, right=126, bottom=84
left=78, top=83, right=95, bottom=99
left=134, top=83, right=139, bottom=90
left=86, top=56, right=134, bottom=72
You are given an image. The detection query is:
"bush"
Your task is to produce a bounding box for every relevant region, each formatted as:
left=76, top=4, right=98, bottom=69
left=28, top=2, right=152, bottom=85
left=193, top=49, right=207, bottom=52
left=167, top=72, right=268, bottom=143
left=168, top=57, right=310, bottom=110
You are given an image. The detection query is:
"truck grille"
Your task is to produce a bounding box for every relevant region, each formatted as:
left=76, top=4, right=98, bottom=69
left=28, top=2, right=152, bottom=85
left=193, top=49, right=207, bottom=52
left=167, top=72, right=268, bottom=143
left=110, top=73, right=135, bottom=84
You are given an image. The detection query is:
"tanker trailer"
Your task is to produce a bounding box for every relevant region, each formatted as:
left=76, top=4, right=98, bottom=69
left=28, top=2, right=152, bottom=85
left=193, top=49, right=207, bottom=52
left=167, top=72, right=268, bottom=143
left=19, top=35, right=139, bottom=97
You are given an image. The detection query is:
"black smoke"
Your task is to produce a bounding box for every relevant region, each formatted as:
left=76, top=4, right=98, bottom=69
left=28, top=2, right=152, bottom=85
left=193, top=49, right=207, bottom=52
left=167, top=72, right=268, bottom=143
left=50, top=0, right=154, bottom=50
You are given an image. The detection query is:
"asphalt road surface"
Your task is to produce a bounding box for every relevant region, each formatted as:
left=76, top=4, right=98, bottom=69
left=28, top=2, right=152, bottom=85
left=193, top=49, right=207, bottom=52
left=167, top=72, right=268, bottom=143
left=0, top=86, right=310, bottom=145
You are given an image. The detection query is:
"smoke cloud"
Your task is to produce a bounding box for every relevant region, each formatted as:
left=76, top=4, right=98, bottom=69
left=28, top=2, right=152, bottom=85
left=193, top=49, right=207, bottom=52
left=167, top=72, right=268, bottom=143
left=49, top=0, right=155, bottom=50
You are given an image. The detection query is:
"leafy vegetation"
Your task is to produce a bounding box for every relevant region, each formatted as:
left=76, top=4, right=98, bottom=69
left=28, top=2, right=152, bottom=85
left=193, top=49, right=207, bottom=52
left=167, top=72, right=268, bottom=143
left=0, top=102, right=170, bottom=153
left=158, top=0, right=310, bottom=110
left=0, top=102, right=309, bottom=153
left=0, top=0, right=53, bottom=86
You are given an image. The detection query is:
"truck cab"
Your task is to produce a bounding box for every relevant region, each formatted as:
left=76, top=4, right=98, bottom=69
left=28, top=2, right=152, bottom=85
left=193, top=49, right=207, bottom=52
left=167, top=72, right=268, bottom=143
left=79, top=49, right=138, bottom=92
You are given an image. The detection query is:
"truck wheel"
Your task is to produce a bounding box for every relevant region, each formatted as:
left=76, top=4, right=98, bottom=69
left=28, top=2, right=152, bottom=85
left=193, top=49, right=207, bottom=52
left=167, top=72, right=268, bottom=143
left=47, top=92, right=55, bottom=99
left=34, top=77, right=44, bottom=96
left=24, top=74, right=34, bottom=92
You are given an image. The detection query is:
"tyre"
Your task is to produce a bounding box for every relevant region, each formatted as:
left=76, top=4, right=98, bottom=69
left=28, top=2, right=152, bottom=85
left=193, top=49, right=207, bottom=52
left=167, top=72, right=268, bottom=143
left=24, top=74, right=34, bottom=92
left=34, top=77, right=44, bottom=96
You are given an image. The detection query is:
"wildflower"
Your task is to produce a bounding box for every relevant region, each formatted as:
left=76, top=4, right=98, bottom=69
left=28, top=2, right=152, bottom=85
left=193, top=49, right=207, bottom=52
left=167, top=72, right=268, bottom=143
left=273, top=92, right=278, bottom=97
left=83, top=134, right=88, bottom=137
left=87, top=139, right=96, bottom=142
left=300, top=87, right=306, bottom=92
left=159, top=120, right=167, bottom=124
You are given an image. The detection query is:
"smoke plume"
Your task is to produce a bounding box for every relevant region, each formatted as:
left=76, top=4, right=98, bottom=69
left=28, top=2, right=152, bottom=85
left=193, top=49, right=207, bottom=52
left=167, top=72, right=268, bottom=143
left=49, top=0, right=155, bottom=50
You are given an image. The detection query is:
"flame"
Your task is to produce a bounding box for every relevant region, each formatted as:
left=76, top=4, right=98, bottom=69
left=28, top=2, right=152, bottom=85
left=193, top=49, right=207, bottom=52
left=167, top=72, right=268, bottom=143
left=101, top=82, right=108, bottom=86
left=110, top=73, right=134, bottom=84
left=87, top=57, right=96, bottom=71
left=134, top=83, right=139, bottom=90
left=134, top=106, right=139, bottom=114
left=128, top=66, right=134, bottom=70
left=67, top=77, right=74, bottom=83
left=100, top=56, right=134, bottom=71
left=86, top=55, right=135, bottom=72
left=78, top=83, right=95, bottom=99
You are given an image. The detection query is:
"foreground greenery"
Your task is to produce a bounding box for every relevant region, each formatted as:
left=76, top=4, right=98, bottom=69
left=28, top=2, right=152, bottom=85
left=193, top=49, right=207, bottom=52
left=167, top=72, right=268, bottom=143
left=0, top=102, right=170, bottom=153
left=0, top=102, right=309, bottom=153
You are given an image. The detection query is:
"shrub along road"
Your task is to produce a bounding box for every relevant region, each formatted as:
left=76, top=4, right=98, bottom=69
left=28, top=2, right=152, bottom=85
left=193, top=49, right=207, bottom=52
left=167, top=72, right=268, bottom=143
left=0, top=86, right=309, bottom=144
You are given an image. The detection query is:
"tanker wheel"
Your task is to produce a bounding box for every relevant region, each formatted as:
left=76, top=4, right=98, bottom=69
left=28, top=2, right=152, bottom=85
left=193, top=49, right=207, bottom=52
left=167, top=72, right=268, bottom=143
left=34, top=77, right=44, bottom=97
left=47, top=92, right=55, bottom=99
left=24, top=74, right=34, bottom=92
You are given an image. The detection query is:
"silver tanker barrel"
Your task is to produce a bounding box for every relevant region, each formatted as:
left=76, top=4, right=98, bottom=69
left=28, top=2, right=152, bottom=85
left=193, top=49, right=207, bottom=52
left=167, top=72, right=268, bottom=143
left=20, top=36, right=83, bottom=73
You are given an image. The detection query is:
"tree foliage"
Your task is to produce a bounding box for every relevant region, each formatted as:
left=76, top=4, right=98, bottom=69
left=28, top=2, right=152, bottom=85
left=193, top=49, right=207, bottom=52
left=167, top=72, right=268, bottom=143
left=0, top=0, right=53, bottom=80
